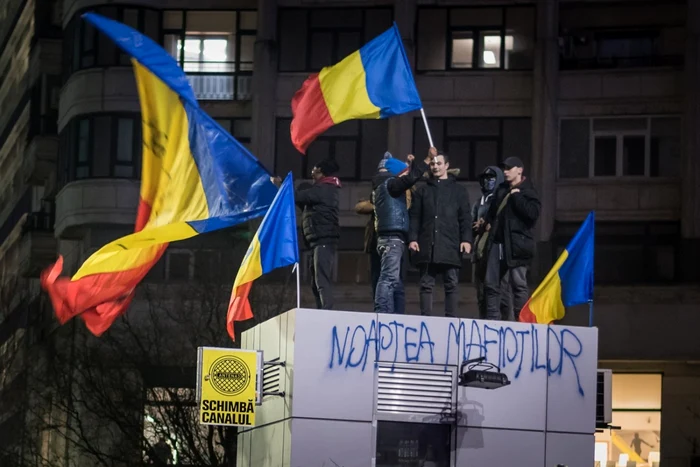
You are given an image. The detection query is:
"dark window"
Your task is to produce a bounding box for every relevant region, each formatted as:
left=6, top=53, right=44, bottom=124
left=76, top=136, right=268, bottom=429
left=416, top=6, right=535, bottom=71
left=58, top=114, right=142, bottom=185
left=558, top=119, right=590, bottom=178
left=650, top=118, right=681, bottom=177
left=593, top=136, right=617, bottom=177
left=166, top=251, right=193, bottom=281
left=413, top=117, right=531, bottom=180
left=164, top=10, right=256, bottom=100
left=559, top=4, right=684, bottom=70
left=559, top=116, right=681, bottom=179
left=278, top=8, right=393, bottom=72
left=214, top=118, right=252, bottom=149
left=376, top=421, right=451, bottom=467
left=553, top=222, right=680, bottom=284
left=63, top=7, right=161, bottom=80
left=275, top=118, right=388, bottom=181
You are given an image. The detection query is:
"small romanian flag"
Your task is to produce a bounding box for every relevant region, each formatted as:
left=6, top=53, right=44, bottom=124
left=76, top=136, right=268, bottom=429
left=227, top=173, right=300, bottom=340
left=290, top=23, right=422, bottom=154
left=519, top=211, right=595, bottom=324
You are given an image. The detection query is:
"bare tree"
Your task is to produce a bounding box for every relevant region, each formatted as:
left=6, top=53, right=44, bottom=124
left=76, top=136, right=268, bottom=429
left=19, top=254, right=296, bottom=467
left=0, top=271, right=60, bottom=467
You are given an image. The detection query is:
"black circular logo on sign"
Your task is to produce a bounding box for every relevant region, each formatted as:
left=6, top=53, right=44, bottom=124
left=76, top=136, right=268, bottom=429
left=208, top=356, right=251, bottom=396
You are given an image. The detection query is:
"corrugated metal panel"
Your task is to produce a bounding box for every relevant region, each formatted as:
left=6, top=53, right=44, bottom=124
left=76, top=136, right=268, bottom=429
left=377, top=363, right=455, bottom=415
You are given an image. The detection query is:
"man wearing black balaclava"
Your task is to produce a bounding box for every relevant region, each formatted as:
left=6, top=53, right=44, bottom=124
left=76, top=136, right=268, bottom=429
left=472, top=166, right=513, bottom=320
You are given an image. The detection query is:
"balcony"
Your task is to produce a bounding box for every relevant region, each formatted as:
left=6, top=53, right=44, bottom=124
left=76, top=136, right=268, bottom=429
left=187, top=72, right=252, bottom=101
left=55, top=179, right=139, bottom=239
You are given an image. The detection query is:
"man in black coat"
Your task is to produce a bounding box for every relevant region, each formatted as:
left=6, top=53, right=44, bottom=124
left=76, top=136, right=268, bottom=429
left=294, top=158, right=341, bottom=309
left=481, top=156, right=541, bottom=321
left=408, top=153, right=473, bottom=317
left=472, top=165, right=513, bottom=320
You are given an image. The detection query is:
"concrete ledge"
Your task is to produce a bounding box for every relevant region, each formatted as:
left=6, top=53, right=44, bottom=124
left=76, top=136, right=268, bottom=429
left=556, top=178, right=681, bottom=221
left=55, top=179, right=140, bottom=239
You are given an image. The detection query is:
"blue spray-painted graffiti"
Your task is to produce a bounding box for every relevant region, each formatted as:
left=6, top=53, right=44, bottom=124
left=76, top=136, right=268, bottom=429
left=328, top=319, right=585, bottom=396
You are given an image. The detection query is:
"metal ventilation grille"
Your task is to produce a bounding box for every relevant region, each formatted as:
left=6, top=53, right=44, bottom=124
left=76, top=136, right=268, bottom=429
left=377, top=363, right=455, bottom=415
left=263, top=360, right=281, bottom=394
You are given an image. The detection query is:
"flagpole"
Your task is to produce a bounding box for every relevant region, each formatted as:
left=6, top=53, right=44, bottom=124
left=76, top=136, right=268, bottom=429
left=588, top=300, right=594, bottom=327
left=419, top=108, right=434, bottom=148
left=293, top=263, right=301, bottom=309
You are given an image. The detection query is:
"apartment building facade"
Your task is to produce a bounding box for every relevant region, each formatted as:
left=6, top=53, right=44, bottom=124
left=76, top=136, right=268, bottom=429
left=0, top=0, right=699, bottom=465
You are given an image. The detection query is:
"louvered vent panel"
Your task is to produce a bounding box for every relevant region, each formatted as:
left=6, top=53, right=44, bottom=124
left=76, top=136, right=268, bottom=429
left=377, top=363, right=454, bottom=415
left=263, top=361, right=281, bottom=393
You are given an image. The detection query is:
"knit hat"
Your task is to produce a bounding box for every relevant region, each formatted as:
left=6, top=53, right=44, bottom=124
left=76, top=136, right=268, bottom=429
left=377, top=151, right=408, bottom=176
left=316, top=158, right=339, bottom=176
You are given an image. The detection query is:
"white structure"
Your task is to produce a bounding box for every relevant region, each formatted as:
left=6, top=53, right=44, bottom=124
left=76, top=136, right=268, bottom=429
left=238, top=308, right=599, bottom=467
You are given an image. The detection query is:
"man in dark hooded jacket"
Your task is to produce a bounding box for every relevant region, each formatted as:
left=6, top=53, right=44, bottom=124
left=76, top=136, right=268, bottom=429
left=408, top=152, right=472, bottom=317
left=472, top=166, right=513, bottom=320
left=372, top=150, right=432, bottom=314
left=294, top=158, right=341, bottom=310
left=481, top=156, right=541, bottom=321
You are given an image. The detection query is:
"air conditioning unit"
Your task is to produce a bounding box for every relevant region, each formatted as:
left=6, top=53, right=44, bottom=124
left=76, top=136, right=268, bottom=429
left=596, top=369, right=612, bottom=429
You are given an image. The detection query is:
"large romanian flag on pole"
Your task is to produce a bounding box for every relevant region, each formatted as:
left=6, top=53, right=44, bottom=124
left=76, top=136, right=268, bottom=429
left=227, top=173, right=299, bottom=340
left=40, top=13, right=277, bottom=336
left=519, top=211, right=595, bottom=324
left=290, top=23, right=422, bottom=154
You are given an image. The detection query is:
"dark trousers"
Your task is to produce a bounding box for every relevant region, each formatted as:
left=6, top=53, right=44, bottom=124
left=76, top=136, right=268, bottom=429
left=374, top=237, right=406, bottom=314
left=483, top=243, right=529, bottom=321
left=475, top=261, right=513, bottom=321
left=419, top=263, right=459, bottom=317
left=310, top=244, right=335, bottom=309
left=370, top=244, right=405, bottom=314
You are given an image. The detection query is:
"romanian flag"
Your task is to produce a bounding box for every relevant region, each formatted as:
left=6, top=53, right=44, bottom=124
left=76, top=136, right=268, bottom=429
left=40, top=13, right=277, bottom=336
left=227, top=173, right=299, bottom=340
left=519, top=211, right=595, bottom=324
left=290, top=23, right=422, bottom=154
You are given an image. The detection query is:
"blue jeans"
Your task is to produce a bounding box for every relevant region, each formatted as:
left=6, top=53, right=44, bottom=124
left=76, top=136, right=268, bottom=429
left=374, top=237, right=405, bottom=314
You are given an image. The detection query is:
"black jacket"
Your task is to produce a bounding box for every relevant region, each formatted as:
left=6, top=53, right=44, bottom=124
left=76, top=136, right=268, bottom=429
left=296, top=177, right=341, bottom=248
left=471, top=166, right=505, bottom=235
left=372, top=160, right=429, bottom=239
left=408, top=175, right=473, bottom=267
left=486, top=177, right=541, bottom=268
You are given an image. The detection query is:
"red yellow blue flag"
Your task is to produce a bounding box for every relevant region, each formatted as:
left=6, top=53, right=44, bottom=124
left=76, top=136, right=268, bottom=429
left=290, top=23, right=422, bottom=154
left=41, top=13, right=277, bottom=336
left=227, top=173, right=299, bottom=340
left=519, top=211, right=595, bottom=324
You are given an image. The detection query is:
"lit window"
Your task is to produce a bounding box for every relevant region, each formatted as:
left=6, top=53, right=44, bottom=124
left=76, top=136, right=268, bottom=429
left=419, top=7, right=534, bottom=71
left=143, top=387, right=226, bottom=465
left=163, top=10, right=256, bottom=100
left=594, top=374, right=661, bottom=467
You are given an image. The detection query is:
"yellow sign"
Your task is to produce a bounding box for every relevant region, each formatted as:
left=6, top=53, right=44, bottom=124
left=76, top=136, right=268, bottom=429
left=197, top=347, right=257, bottom=427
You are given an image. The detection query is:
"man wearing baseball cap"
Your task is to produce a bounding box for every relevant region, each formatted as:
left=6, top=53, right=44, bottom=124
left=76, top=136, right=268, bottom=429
left=480, top=156, right=541, bottom=321
left=371, top=149, right=433, bottom=314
